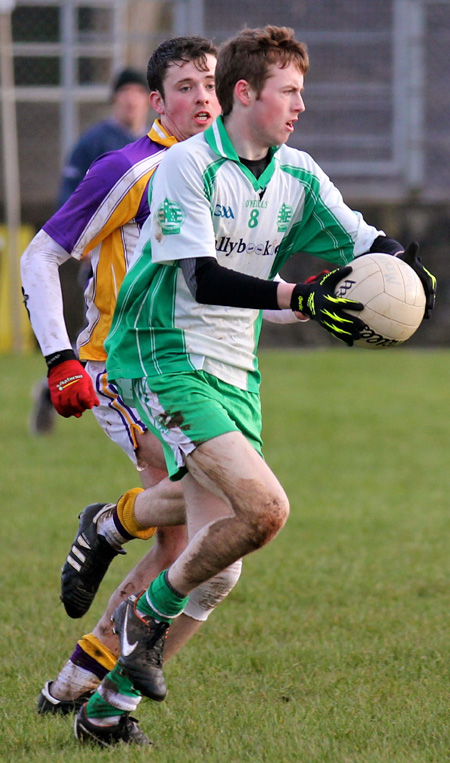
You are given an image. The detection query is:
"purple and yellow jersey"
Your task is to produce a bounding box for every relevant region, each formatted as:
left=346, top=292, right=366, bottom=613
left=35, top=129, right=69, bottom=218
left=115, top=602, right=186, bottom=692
left=43, top=120, right=177, bottom=362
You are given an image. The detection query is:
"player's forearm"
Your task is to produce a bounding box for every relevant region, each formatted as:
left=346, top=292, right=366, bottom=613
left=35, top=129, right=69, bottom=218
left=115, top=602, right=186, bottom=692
left=275, top=280, right=296, bottom=309
left=264, top=275, right=307, bottom=322
left=182, top=256, right=281, bottom=309
left=21, top=229, right=73, bottom=356
left=181, top=256, right=303, bottom=312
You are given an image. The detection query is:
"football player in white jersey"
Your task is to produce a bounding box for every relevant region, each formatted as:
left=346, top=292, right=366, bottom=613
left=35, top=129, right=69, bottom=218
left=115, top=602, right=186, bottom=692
left=22, top=35, right=306, bottom=746
left=77, top=24, right=434, bottom=747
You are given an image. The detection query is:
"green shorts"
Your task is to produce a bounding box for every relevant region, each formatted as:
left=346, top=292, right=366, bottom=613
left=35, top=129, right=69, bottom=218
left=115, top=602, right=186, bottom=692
left=129, top=371, right=263, bottom=481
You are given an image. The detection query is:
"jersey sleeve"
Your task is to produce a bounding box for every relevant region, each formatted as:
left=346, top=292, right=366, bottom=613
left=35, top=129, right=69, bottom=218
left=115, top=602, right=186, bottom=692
left=147, top=140, right=216, bottom=265
left=44, top=149, right=142, bottom=259
left=278, top=151, right=384, bottom=267
left=20, top=229, right=73, bottom=356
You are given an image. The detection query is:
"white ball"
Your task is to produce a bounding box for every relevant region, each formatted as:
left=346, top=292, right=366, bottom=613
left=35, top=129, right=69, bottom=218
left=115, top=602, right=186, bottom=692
left=335, top=253, right=426, bottom=349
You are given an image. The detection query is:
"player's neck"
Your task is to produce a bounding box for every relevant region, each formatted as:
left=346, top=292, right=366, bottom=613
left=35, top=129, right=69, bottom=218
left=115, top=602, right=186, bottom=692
left=224, top=114, right=270, bottom=161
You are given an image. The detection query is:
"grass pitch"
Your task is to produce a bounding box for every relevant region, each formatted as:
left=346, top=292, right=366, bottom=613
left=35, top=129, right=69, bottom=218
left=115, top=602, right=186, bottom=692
left=1, top=349, right=449, bottom=762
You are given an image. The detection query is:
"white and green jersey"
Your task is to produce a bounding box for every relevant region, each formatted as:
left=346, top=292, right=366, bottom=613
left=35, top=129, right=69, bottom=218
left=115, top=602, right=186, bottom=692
left=106, top=116, right=383, bottom=392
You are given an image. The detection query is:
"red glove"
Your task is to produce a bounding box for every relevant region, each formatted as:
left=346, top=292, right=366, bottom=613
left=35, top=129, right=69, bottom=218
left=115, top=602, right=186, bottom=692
left=304, top=269, right=330, bottom=284
left=48, top=359, right=99, bottom=418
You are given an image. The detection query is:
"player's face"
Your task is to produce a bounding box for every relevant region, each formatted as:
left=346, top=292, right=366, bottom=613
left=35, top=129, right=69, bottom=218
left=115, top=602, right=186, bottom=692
left=248, top=62, right=305, bottom=149
left=151, top=55, right=220, bottom=141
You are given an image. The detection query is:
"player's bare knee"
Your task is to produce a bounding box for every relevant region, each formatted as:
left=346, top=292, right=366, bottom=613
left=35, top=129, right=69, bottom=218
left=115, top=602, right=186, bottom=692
left=234, top=482, right=289, bottom=549
left=249, top=492, right=289, bottom=548
left=272, top=490, right=290, bottom=531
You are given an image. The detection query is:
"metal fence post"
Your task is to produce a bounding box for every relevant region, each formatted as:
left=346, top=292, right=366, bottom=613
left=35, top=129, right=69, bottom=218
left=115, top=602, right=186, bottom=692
left=60, top=0, right=78, bottom=164
left=407, top=0, right=426, bottom=191
left=393, top=0, right=425, bottom=194
left=173, top=0, right=204, bottom=36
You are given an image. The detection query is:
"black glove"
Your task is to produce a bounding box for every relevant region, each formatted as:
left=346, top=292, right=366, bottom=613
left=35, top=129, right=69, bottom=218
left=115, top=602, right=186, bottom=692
left=290, top=266, right=365, bottom=347
left=398, top=241, right=436, bottom=319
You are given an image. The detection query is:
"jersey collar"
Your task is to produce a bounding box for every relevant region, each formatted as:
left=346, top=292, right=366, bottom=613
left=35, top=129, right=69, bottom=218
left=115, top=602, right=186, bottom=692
left=148, top=119, right=178, bottom=148
left=205, top=115, right=279, bottom=191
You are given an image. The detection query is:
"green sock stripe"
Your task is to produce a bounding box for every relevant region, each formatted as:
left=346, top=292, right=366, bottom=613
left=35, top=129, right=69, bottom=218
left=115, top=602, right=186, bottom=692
left=85, top=663, right=140, bottom=718
left=86, top=691, right=126, bottom=719
left=137, top=569, right=189, bottom=622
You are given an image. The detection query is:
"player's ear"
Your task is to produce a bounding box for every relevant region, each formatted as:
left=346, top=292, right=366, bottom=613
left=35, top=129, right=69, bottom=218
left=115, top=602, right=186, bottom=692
left=149, top=90, right=165, bottom=115
left=234, top=80, right=252, bottom=107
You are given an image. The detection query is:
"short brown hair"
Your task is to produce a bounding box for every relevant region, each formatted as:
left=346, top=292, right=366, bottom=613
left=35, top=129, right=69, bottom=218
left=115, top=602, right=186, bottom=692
left=216, top=26, right=309, bottom=116
left=147, top=36, right=217, bottom=97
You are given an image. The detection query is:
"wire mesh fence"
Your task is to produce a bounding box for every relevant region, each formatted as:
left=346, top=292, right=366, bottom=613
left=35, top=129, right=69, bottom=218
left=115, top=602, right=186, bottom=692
left=1, top=0, right=449, bottom=350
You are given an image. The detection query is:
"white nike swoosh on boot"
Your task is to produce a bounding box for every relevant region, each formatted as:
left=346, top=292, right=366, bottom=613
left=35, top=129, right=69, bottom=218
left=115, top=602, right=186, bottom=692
left=121, top=603, right=139, bottom=656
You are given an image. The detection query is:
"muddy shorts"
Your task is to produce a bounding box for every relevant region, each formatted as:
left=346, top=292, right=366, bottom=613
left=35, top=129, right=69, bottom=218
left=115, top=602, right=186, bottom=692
left=121, top=370, right=263, bottom=481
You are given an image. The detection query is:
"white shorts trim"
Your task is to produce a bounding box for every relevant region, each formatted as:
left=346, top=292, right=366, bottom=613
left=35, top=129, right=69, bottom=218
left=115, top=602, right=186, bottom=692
left=85, top=361, right=147, bottom=466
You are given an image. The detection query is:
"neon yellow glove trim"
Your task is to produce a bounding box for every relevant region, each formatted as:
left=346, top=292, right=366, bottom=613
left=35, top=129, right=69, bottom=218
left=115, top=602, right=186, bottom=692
left=321, top=308, right=353, bottom=325
left=322, top=319, right=352, bottom=337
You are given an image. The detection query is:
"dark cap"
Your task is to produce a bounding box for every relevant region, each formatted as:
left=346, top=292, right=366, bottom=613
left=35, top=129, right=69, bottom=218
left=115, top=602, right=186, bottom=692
left=112, top=67, right=148, bottom=94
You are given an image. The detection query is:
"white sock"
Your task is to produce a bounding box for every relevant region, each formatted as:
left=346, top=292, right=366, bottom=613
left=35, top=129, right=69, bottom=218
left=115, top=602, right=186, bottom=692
left=51, top=660, right=100, bottom=700
left=96, top=507, right=130, bottom=550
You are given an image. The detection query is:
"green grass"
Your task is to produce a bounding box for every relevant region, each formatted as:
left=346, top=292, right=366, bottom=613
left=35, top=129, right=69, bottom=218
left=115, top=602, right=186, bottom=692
left=1, top=349, right=449, bottom=762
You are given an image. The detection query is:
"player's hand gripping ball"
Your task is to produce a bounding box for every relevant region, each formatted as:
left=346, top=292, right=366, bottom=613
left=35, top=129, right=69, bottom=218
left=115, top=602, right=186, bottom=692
left=48, top=359, right=99, bottom=417
left=398, top=241, right=436, bottom=319
left=290, top=266, right=365, bottom=346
